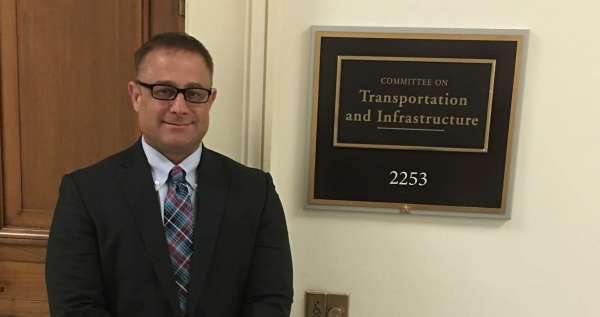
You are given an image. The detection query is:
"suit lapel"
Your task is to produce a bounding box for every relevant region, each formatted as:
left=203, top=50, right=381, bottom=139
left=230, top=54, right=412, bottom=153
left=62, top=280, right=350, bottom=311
left=187, top=148, right=228, bottom=313
left=117, top=142, right=180, bottom=314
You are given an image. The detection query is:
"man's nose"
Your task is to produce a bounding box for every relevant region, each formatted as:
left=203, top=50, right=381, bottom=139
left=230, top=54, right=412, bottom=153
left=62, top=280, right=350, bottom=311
left=169, top=92, right=189, bottom=113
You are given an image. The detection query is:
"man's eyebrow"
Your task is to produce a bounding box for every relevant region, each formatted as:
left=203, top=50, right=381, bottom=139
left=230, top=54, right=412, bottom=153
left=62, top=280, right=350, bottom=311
left=152, top=80, right=177, bottom=86
left=184, top=83, right=208, bottom=89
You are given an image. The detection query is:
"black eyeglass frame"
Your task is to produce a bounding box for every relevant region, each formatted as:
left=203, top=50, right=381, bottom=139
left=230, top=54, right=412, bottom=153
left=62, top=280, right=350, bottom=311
left=135, top=80, right=213, bottom=104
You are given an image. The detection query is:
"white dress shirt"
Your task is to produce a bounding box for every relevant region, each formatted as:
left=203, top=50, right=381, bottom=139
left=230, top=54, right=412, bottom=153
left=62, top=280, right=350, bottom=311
left=141, top=137, right=201, bottom=220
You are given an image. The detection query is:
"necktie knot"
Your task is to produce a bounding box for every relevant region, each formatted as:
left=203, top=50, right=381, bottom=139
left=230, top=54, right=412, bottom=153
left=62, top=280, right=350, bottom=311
left=169, top=166, right=186, bottom=185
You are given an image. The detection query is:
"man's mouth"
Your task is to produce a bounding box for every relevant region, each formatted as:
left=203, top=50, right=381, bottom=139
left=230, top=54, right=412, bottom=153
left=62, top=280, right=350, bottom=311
left=163, top=121, right=191, bottom=126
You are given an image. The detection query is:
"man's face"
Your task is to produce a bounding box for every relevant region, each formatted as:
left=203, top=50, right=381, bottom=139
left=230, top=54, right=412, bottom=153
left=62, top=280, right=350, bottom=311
left=128, top=48, right=216, bottom=162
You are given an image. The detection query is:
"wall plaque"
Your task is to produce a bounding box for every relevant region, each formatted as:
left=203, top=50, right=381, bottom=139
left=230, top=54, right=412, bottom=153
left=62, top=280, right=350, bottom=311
left=307, top=26, right=527, bottom=218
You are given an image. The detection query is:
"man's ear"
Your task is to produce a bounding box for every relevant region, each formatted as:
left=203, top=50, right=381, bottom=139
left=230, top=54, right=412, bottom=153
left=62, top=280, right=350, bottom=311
left=206, top=88, right=217, bottom=110
left=128, top=81, right=141, bottom=112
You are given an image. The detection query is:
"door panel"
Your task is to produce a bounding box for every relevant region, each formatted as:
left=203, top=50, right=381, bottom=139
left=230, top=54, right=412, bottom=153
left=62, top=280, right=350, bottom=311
left=0, top=0, right=184, bottom=315
left=2, top=0, right=142, bottom=229
left=0, top=261, right=46, bottom=301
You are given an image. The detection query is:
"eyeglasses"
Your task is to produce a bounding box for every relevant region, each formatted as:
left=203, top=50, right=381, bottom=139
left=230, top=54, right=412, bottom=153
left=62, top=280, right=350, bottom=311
left=136, top=80, right=212, bottom=104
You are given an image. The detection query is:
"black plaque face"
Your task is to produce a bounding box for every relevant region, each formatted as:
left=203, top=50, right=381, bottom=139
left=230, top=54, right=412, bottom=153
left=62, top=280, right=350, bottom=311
left=335, top=57, right=495, bottom=152
left=308, top=30, right=525, bottom=216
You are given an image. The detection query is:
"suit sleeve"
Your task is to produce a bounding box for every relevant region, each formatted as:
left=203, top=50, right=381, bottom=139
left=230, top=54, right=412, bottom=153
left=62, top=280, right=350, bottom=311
left=46, top=175, right=112, bottom=317
left=242, top=173, right=294, bottom=317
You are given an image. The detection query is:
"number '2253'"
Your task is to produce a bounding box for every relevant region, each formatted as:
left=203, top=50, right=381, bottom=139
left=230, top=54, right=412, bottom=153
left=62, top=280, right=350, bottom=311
left=389, top=171, right=428, bottom=186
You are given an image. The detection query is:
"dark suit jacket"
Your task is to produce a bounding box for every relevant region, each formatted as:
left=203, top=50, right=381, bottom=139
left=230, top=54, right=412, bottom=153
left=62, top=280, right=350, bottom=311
left=46, top=141, right=293, bottom=317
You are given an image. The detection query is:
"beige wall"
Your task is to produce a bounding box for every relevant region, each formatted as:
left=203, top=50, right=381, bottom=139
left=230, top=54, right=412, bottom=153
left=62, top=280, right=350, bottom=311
left=186, top=0, right=246, bottom=161
left=187, top=0, right=267, bottom=167
left=189, top=0, right=600, bottom=316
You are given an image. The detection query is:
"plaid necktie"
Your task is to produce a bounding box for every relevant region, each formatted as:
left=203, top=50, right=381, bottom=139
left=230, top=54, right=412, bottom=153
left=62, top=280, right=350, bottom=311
left=163, top=166, right=194, bottom=314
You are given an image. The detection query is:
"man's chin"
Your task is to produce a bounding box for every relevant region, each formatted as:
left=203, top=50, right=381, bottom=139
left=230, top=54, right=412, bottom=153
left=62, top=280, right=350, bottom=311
left=146, top=135, right=198, bottom=155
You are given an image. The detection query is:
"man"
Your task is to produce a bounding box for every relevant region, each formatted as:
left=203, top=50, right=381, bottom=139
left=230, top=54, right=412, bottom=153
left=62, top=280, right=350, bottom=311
left=46, top=32, right=293, bottom=317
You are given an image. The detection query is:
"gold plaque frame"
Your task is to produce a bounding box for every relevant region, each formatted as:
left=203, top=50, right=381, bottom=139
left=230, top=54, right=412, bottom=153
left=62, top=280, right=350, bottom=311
left=307, top=26, right=528, bottom=219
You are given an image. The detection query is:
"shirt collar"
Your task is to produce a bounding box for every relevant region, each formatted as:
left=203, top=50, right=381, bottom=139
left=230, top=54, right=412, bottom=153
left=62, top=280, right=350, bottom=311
left=141, top=137, right=202, bottom=190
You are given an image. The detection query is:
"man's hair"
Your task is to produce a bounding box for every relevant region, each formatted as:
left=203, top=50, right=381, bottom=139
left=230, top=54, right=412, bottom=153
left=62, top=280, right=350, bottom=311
left=134, top=32, right=214, bottom=76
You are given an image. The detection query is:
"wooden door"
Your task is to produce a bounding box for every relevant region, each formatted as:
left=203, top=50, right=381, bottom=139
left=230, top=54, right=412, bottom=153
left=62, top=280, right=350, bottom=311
left=0, top=1, right=184, bottom=316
